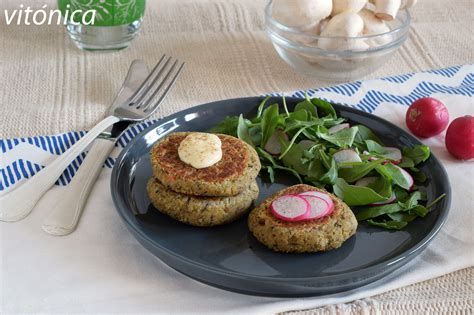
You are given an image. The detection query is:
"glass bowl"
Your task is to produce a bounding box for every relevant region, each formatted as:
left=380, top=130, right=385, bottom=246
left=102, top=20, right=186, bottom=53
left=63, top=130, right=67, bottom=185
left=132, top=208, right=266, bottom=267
left=265, top=0, right=411, bottom=81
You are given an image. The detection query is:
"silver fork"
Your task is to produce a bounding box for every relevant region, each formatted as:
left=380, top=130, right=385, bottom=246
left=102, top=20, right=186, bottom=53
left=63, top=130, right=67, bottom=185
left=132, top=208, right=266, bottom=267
left=0, top=56, right=185, bottom=222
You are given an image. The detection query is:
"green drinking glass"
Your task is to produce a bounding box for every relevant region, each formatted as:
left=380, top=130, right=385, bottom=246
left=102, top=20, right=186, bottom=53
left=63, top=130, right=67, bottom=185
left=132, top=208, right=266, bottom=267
left=58, top=0, right=146, bottom=51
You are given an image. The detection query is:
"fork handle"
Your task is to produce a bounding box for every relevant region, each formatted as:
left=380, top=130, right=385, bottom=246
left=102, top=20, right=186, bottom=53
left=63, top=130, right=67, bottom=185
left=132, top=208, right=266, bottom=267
left=0, top=115, right=119, bottom=222
left=42, top=138, right=115, bottom=236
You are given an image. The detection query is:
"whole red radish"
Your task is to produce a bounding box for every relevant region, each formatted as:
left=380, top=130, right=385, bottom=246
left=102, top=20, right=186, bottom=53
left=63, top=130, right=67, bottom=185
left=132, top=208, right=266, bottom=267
left=445, top=116, right=474, bottom=160
left=406, top=97, right=449, bottom=138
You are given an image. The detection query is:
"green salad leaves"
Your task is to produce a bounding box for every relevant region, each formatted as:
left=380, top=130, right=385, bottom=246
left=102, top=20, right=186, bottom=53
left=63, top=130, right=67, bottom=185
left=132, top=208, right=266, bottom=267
left=210, top=95, right=446, bottom=230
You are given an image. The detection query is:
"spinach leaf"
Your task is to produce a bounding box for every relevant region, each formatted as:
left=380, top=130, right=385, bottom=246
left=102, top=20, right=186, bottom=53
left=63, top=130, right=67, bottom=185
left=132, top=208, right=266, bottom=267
left=381, top=163, right=412, bottom=190
left=209, top=116, right=238, bottom=136
left=260, top=103, right=280, bottom=147
left=237, top=115, right=254, bottom=147
left=248, top=125, right=262, bottom=146
left=365, top=140, right=386, bottom=154
left=356, top=203, right=403, bottom=221
left=354, top=125, right=383, bottom=144
left=280, top=139, right=309, bottom=176
left=295, top=100, right=318, bottom=118
left=398, top=156, right=415, bottom=168
left=318, top=150, right=338, bottom=185
left=288, top=109, right=308, bottom=122
left=388, top=212, right=417, bottom=223
left=333, top=178, right=392, bottom=206
left=410, top=167, right=427, bottom=183
left=367, top=219, right=408, bottom=230
left=338, top=159, right=385, bottom=183
left=403, top=145, right=430, bottom=165
left=318, top=127, right=358, bottom=148
left=311, top=98, right=336, bottom=118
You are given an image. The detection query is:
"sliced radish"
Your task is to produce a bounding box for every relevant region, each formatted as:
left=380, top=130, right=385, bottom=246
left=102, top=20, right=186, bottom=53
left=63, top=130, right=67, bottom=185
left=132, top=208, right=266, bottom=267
left=264, top=129, right=288, bottom=155
left=299, top=195, right=333, bottom=219
left=355, top=177, right=378, bottom=187
left=370, top=192, right=396, bottom=205
left=394, top=165, right=415, bottom=190
left=299, top=191, right=334, bottom=209
left=328, top=123, right=350, bottom=135
left=333, top=149, right=362, bottom=164
left=382, top=147, right=402, bottom=163
left=270, top=195, right=310, bottom=222
left=298, top=140, right=315, bottom=150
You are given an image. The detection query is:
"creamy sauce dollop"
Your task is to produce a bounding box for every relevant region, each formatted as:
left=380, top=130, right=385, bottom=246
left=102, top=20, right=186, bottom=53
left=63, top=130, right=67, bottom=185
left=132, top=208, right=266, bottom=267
left=178, top=133, right=222, bottom=169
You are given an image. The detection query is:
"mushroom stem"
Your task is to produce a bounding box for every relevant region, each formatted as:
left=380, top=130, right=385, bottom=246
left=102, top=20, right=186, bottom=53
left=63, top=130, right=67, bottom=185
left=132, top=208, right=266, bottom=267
left=373, top=0, right=401, bottom=21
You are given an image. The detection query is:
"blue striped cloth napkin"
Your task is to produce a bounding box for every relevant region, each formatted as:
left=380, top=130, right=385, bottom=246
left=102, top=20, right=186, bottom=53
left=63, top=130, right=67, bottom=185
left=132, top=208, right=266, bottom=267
left=1, top=65, right=472, bottom=193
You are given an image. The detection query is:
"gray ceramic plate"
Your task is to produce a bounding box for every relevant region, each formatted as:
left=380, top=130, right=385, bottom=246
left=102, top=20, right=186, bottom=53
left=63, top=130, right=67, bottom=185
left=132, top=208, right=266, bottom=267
left=111, top=97, right=451, bottom=297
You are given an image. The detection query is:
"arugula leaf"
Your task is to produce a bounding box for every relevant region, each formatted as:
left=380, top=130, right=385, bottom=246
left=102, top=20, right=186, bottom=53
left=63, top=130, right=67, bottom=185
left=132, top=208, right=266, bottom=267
left=266, top=166, right=275, bottom=183
left=403, top=145, right=430, bottom=165
left=256, top=96, right=271, bottom=119
left=408, top=205, right=428, bottom=217
left=333, top=178, right=392, bottom=206
left=318, top=127, right=358, bottom=148
left=255, top=147, right=302, bottom=182
left=338, top=159, right=385, bottom=183
left=367, top=219, right=408, bottom=230
left=209, top=116, right=238, bottom=136
left=260, top=103, right=280, bottom=147
left=426, top=193, right=446, bottom=209
left=237, top=115, right=254, bottom=147
left=398, top=190, right=425, bottom=209
left=311, top=98, right=336, bottom=118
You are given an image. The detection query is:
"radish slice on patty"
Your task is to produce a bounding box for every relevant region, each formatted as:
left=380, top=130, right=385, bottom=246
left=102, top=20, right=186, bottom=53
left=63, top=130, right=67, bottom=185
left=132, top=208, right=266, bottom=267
left=299, top=191, right=334, bottom=210
left=328, top=123, right=350, bottom=135
left=333, top=149, right=362, bottom=164
left=270, top=195, right=310, bottom=222
left=300, top=195, right=333, bottom=219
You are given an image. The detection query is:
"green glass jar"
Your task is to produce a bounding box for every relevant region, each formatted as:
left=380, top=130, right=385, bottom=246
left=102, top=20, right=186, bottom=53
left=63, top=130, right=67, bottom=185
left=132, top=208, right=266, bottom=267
left=58, top=0, right=146, bottom=51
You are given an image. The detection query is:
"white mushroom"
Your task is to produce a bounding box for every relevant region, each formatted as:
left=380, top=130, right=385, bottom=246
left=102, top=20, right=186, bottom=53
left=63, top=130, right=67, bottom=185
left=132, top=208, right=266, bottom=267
left=372, top=0, right=401, bottom=21
left=313, top=18, right=330, bottom=35
left=332, top=0, right=368, bottom=15
left=272, top=0, right=332, bottom=30
left=359, top=9, right=392, bottom=47
left=318, top=12, right=369, bottom=51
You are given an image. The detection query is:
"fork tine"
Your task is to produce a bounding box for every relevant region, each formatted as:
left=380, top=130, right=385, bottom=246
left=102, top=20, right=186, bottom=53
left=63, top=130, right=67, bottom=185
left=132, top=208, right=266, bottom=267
left=138, top=59, right=179, bottom=110
left=128, top=54, right=168, bottom=105
left=143, top=61, right=185, bottom=114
